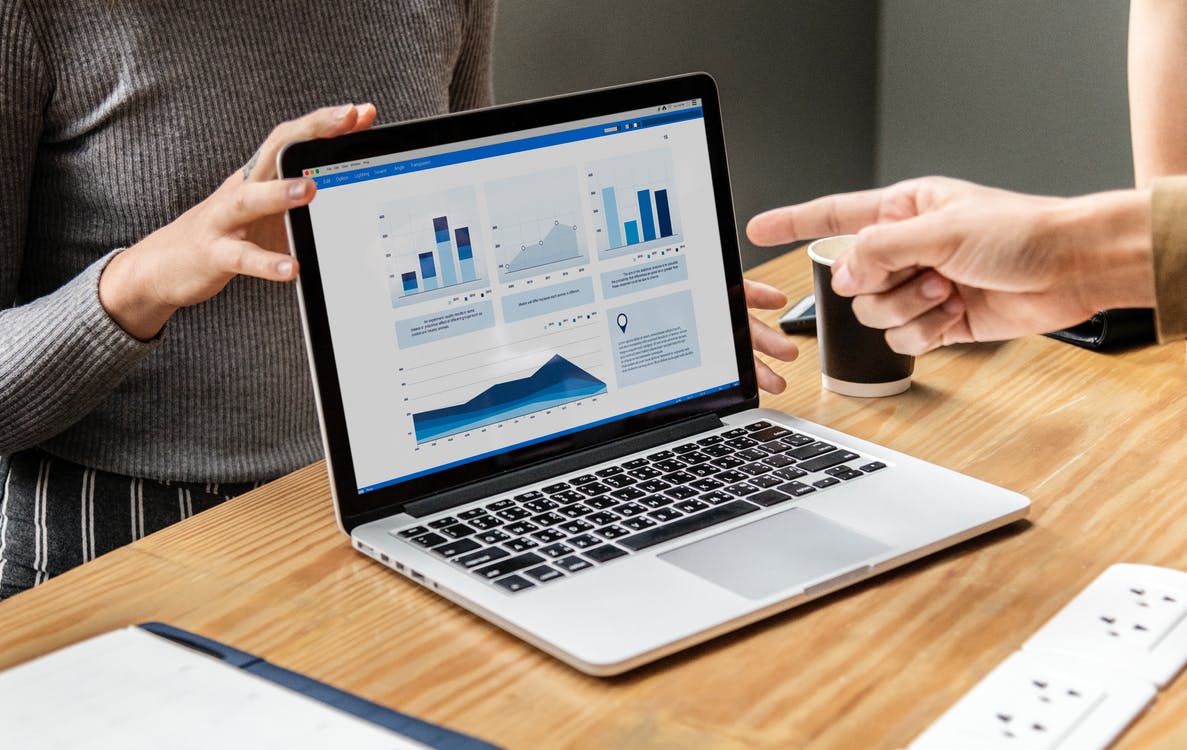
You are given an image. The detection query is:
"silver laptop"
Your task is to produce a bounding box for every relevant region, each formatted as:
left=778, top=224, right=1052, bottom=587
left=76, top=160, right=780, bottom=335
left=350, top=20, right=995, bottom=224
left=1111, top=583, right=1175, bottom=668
left=280, top=74, right=1029, bottom=675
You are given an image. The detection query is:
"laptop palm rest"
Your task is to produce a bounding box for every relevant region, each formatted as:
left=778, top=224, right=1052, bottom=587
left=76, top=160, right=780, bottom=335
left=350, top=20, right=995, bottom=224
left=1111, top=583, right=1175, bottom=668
left=659, top=508, right=893, bottom=600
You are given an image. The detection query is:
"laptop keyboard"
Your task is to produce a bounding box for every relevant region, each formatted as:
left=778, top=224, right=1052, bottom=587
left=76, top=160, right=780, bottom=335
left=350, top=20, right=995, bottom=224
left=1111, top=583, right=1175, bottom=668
left=391, top=421, right=887, bottom=593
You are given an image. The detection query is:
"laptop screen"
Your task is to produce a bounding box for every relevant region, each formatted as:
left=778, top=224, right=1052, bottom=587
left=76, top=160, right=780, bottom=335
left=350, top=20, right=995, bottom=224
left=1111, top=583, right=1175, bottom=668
left=286, top=76, right=755, bottom=520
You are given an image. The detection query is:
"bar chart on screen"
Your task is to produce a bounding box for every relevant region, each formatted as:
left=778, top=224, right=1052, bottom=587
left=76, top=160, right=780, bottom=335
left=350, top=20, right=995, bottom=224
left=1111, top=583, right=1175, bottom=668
left=399, top=316, right=608, bottom=444
left=588, top=148, right=682, bottom=258
left=379, top=187, right=489, bottom=308
left=486, top=166, right=590, bottom=283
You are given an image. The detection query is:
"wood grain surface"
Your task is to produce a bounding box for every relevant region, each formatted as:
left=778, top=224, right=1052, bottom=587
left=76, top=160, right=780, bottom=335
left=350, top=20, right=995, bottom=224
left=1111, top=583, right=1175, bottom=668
left=3, top=248, right=1187, bottom=749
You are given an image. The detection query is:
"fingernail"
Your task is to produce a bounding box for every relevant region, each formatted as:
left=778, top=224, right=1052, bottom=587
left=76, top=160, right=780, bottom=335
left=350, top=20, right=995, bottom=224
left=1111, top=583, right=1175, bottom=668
left=921, top=275, right=948, bottom=300
left=833, top=263, right=856, bottom=294
left=943, top=296, right=964, bottom=315
left=288, top=181, right=307, bottom=200
left=334, top=104, right=353, bottom=120
left=277, top=260, right=293, bottom=277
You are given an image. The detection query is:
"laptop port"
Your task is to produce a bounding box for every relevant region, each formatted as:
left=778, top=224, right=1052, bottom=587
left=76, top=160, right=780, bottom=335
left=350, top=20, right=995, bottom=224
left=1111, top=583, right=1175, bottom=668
left=411, top=570, right=425, bottom=582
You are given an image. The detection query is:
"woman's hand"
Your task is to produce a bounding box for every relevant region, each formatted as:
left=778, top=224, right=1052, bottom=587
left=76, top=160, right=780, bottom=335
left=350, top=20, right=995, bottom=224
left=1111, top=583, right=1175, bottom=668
left=99, top=103, right=378, bottom=340
left=745, top=278, right=799, bottom=393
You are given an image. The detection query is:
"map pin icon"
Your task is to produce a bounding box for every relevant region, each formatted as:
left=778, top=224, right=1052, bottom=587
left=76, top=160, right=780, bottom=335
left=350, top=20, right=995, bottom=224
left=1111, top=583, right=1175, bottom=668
left=616, top=313, right=629, bottom=334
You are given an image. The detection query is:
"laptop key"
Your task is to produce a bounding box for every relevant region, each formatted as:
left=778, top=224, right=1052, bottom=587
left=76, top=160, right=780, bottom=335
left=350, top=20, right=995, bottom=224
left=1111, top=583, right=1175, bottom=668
left=587, top=511, right=621, bottom=526
left=673, top=442, right=699, bottom=454
left=434, top=538, right=482, bottom=558
left=797, top=450, right=861, bottom=473
left=505, top=538, right=539, bottom=552
left=722, top=428, right=747, bottom=439
left=786, top=441, right=837, bottom=460
left=744, top=420, right=772, bottom=431
left=396, top=525, right=429, bottom=538
left=750, top=475, right=783, bottom=489
left=584, top=544, right=628, bottom=563
left=762, top=453, right=795, bottom=468
left=736, top=448, right=768, bottom=462
left=750, top=489, right=794, bottom=507
left=410, top=532, right=448, bottom=548
left=703, top=444, right=733, bottom=458
left=623, top=458, right=649, bottom=469
left=540, top=542, right=574, bottom=558
left=458, top=508, right=487, bottom=520
left=428, top=516, right=459, bottom=529
left=697, top=434, right=724, bottom=446
left=616, top=501, right=647, bottom=516
left=726, top=437, right=758, bottom=450
left=813, top=477, right=841, bottom=489
left=556, top=556, right=593, bottom=573
left=673, top=499, right=709, bottom=514
left=439, top=523, right=476, bottom=539
left=689, top=478, right=724, bottom=492
left=474, top=552, right=545, bottom=579
left=595, top=465, right=625, bottom=477
left=595, top=525, right=630, bottom=540
left=532, top=528, right=566, bottom=543
left=560, top=519, right=595, bottom=535
left=648, top=507, right=682, bottom=523
left=680, top=450, right=711, bottom=465
left=571, top=474, right=598, bottom=485
left=489, top=499, right=515, bottom=511
left=554, top=490, right=587, bottom=504
left=542, top=482, right=570, bottom=494
left=835, top=469, right=864, bottom=480
left=585, top=495, right=617, bottom=510
left=686, top=463, right=719, bottom=478
left=628, top=466, right=662, bottom=480
left=494, top=574, right=535, bottom=593
left=701, top=491, right=734, bottom=505
left=664, top=486, right=699, bottom=500
left=622, top=516, right=657, bottom=531
left=647, top=450, right=675, bottom=461
left=455, top=547, right=510, bottom=568
left=568, top=533, right=601, bottom=549
left=560, top=503, right=592, bottom=518
left=477, top=530, right=511, bottom=545
left=639, top=495, right=672, bottom=509
left=780, top=481, right=816, bottom=497
left=739, top=462, right=772, bottom=476
left=525, top=565, right=565, bottom=583
left=496, top=507, right=530, bottom=522
left=620, top=500, right=761, bottom=551
left=638, top=479, right=672, bottom=493
left=725, top=482, right=760, bottom=497
left=716, top=470, right=747, bottom=484
left=663, top=470, right=697, bottom=485
left=652, top=460, right=686, bottom=473
left=602, top=474, right=636, bottom=488
left=611, top=487, right=645, bottom=501
left=780, top=434, right=815, bottom=448
left=749, top=425, right=792, bottom=442
left=531, top=511, right=566, bottom=527
left=773, top=467, right=808, bottom=481
left=860, top=461, right=887, bottom=472
left=712, top=456, right=745, bottom=469
left=470, top=515, right=503, bottom=530
left=505, top=521, right=538, bottom=536
left=523, top=499, right=558, bottom=513
left=577, top=481, right=612, bottom=496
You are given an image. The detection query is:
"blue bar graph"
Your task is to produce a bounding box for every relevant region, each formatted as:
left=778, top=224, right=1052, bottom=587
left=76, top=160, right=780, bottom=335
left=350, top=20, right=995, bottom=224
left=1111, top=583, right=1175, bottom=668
left=655, top=189, right=673, bottom=238
left=455, top=227, right=476, bottom=282
left=401, top=272, right=418, bottom=293
left=418, top=252, right=439, bottom=290
left=602, top=187, right=622, bottom=249
left=434, top=216, right=459, bottom=287
left=624, top=220, right=640, bottom=245
left=637, top=189, right=656, bottom=242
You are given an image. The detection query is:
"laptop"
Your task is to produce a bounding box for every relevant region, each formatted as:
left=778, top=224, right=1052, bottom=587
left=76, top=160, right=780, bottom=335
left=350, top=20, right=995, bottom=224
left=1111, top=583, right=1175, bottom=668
left=280, top=73, right=1029, bottom=675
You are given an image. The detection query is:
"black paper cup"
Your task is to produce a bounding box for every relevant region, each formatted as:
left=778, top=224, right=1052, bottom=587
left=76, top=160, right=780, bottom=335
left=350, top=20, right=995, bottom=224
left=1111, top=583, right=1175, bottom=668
left=808, top=235, right=914, bottom=397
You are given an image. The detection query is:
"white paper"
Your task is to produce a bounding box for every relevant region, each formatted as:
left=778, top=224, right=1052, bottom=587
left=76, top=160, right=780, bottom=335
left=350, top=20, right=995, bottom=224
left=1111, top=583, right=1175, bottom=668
left=0, top=627, right=430, bottom=749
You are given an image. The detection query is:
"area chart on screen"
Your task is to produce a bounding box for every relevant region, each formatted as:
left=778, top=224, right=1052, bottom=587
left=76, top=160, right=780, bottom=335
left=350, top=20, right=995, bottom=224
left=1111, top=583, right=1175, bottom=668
left=487, top=167, right=590, bottom=282
left=412, top=354, right=607, bottom=443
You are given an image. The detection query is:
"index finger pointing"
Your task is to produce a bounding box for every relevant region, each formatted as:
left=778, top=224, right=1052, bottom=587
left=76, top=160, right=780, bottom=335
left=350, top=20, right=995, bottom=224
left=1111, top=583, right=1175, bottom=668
left=745, top=187, right=890, bottom=247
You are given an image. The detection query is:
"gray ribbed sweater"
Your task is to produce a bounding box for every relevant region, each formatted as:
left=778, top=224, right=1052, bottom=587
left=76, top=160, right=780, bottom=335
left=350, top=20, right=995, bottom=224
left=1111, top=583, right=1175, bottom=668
left=0, top=0, right=494, bottom=482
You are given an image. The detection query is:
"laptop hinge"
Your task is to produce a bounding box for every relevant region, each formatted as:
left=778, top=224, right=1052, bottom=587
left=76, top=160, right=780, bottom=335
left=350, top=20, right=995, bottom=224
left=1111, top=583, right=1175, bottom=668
left=403, top=413, right=723, bottom=518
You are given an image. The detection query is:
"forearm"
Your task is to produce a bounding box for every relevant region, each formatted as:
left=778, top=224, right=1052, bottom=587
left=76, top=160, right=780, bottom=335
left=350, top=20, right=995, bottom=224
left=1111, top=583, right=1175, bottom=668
left=1128, top=0, right=1187, bottom=186
left=0, top=251, right=158, bottom=454
left=1048, top=189, right=1155, bottom=312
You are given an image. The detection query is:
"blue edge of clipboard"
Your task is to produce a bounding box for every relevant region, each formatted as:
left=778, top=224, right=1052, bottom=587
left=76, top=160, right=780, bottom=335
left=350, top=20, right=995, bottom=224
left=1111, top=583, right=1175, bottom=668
left=139, top=622, right=501, bottom=750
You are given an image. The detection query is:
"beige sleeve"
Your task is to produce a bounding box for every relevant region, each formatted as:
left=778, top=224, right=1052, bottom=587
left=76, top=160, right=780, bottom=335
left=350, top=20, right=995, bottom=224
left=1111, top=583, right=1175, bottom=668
left=1152, top=176, right=1187, bottom=342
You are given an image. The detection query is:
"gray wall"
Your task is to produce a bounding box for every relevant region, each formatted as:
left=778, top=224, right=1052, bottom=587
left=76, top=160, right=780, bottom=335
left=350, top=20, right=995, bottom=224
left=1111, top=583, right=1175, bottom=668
left=877, top=1, right=1132, bottom=195
left=492, top=1, right=878, bottom=269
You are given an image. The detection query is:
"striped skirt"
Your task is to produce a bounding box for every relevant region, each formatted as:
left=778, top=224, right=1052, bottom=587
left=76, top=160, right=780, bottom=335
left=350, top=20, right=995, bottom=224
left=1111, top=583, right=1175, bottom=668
left=0, top=448, right=261, bottom=599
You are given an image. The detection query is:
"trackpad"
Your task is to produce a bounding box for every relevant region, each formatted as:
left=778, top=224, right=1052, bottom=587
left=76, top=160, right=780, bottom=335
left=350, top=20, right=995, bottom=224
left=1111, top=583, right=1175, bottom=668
left=659, top=508, right=892, bottom=600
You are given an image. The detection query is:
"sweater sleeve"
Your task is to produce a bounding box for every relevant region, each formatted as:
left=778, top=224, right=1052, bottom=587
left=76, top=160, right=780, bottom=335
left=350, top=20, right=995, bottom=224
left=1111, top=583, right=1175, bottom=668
left=448, top=0, right=495, bottom=112
left=0, top=1, right=158, bottom=455
left=1151, top=176, right=1187, bottom=342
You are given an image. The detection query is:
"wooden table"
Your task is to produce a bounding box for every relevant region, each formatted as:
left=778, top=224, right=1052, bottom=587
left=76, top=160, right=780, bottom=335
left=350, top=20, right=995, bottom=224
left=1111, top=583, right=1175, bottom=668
left=4, top=248, right=1187, bottom=749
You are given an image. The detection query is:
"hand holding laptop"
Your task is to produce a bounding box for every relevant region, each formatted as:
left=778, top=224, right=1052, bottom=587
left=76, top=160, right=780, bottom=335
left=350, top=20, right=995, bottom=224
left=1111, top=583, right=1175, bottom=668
left=97, top=103, right=378, bottom=341
left=747, top=176, right=1156, bottom=355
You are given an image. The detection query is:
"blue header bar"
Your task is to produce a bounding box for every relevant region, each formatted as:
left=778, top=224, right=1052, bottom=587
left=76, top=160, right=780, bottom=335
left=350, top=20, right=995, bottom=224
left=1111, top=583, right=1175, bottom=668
left=313, top=107, right=704, bottom=190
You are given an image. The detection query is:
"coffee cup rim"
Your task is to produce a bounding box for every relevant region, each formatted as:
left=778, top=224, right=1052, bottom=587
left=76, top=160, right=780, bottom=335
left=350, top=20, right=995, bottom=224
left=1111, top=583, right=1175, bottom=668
left=807, top=234, right=857, bottom=267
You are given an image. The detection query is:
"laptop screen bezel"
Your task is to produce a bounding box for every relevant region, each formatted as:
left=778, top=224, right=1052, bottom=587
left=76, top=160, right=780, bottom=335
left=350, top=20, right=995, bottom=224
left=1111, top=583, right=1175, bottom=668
left=281, top=73, right=759, bottom=531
